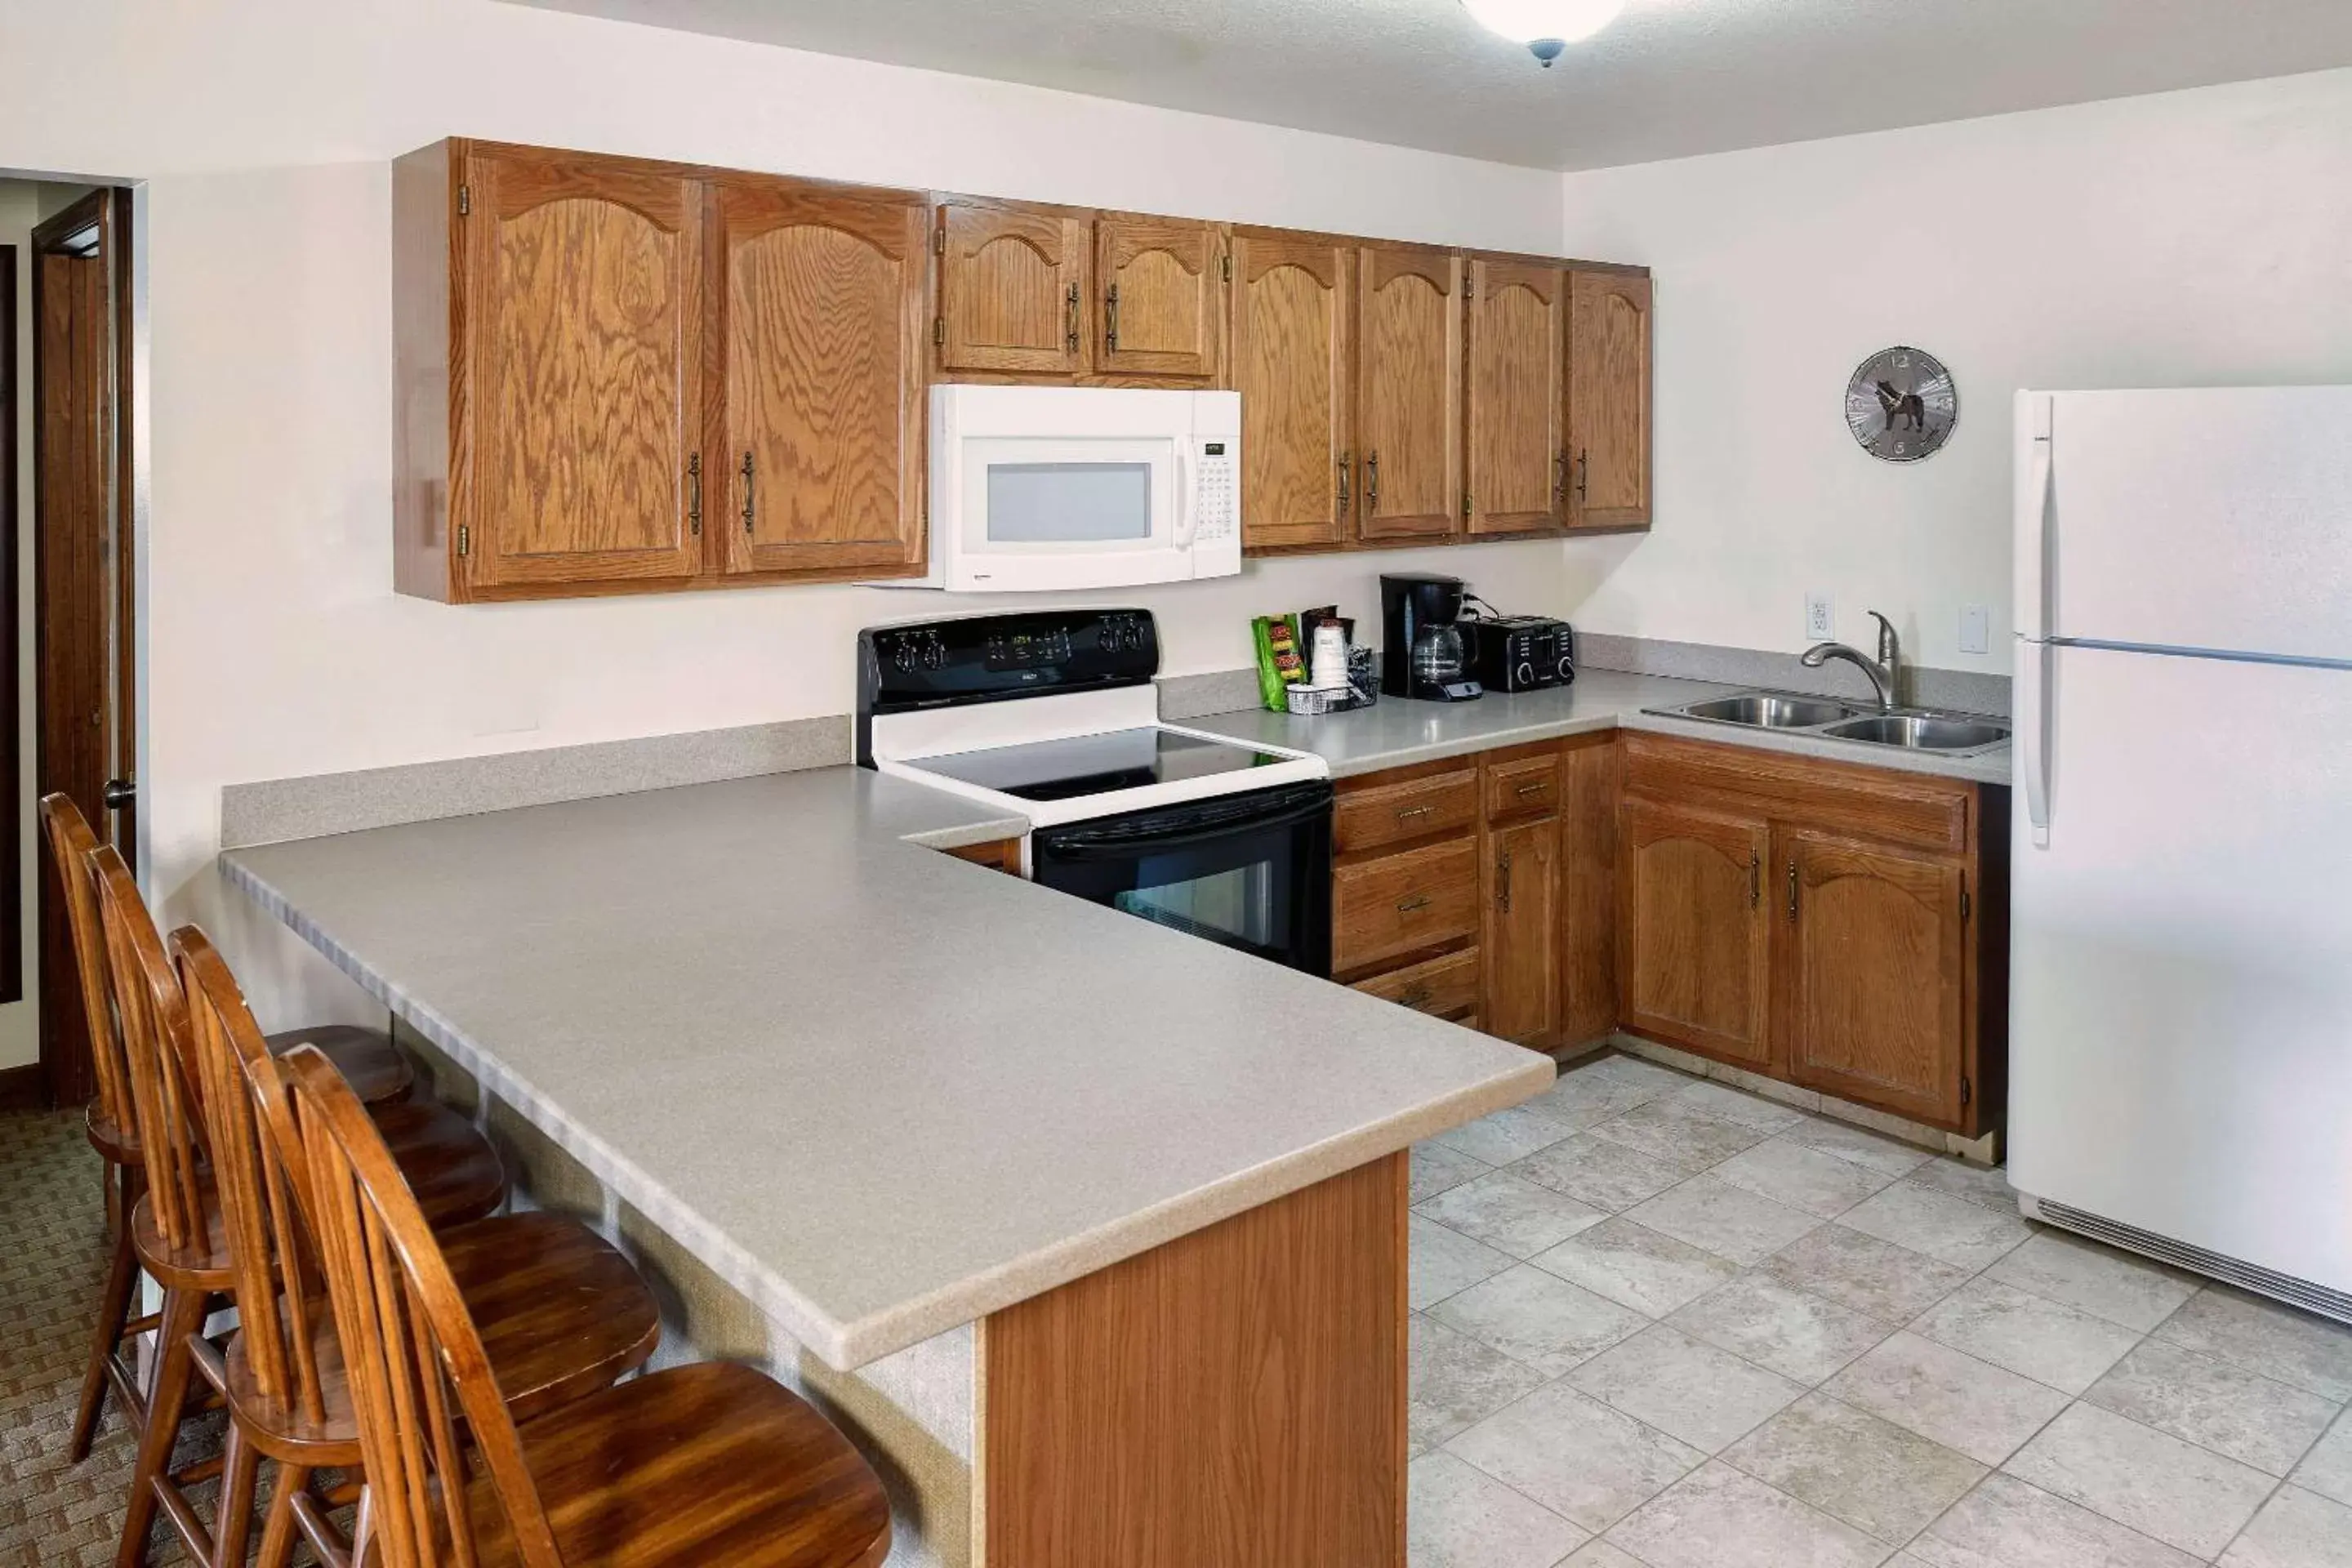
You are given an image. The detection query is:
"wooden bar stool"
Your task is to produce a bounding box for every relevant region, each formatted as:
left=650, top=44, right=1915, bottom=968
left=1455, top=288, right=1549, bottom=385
left=41, top=792, right=419, bottom=1462
left=176, top=924, right=663, bottom=1568
left=84, top=846, right=510, bottom=1568
left=287, top=1049, right=894, bottom=1568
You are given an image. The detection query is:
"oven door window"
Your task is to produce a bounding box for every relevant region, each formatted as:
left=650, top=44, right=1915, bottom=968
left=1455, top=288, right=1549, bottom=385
left=964, top=438, right=1172, bottom=554
left=1116, top=857, right=1281, bottom=954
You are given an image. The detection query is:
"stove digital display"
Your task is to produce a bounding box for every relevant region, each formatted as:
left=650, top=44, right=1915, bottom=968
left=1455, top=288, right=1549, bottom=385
left=985, top=629, right=1071, bottom=671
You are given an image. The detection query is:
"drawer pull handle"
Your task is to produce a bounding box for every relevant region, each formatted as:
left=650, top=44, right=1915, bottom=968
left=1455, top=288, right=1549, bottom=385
left=1394, top=805, right=1435, bottom=822
left=1398, top=985, right=1434, bottom=1010
left=1514, top=782, right=1548, bottom=797
left=1396, top=894, right=1432, bottom=914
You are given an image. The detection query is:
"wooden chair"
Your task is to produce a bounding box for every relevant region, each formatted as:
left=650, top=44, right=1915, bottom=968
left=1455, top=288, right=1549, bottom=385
left=42, top=791, right=418, bottom=1462
left=85, top=846, right=510, bottom=1568
left=287, top=1049, right=895, bottom=1568
left=176, top=924, right=664, bottom=1568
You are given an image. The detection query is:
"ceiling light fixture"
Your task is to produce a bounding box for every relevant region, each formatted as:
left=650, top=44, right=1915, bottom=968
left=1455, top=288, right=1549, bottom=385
left=1460, top=0, right=1626, bottom=65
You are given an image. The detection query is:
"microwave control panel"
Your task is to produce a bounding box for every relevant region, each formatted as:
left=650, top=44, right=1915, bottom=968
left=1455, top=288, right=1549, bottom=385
left=1193, top=439, right=1236, bottom=543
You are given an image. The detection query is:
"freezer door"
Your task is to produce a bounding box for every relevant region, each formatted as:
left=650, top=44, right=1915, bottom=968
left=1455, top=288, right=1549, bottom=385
left=2021, top=387, right=2352, bottom=661
left=2010, top=642, right=2352, bottom=1294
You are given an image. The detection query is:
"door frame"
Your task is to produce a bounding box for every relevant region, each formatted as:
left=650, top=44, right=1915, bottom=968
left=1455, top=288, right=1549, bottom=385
left=1, top=243, right=17, bottom=1016
left=29, top=185, right=140, bottom=1107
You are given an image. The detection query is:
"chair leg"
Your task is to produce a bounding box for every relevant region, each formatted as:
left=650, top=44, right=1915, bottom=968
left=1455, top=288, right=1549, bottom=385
left=113, top=1286, right=207, bottom=1568
left=68, top=1202, right=143, bottom=1461
left=252, top=1463, right=309, bottom=1568
left=212, top=1418, right=261, bottom=1568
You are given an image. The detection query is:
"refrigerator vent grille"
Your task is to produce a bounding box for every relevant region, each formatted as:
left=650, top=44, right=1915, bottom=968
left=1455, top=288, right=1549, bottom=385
left=2036, top=1200, right=2352, bottom=1325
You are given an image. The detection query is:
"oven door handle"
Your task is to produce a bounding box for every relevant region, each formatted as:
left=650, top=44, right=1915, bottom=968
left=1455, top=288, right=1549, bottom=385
left=1037, top=792, right=1332, bottom=860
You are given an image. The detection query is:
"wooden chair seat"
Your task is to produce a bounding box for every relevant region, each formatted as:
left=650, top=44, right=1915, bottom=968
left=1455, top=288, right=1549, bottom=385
left=263, top=1022, right=415, bottom=1106
left=443, top=1362, right=893, bottom=1568
left=223, top=1211, right=660, bottom=1458
left=85, top=1101, right=140, bottom=1165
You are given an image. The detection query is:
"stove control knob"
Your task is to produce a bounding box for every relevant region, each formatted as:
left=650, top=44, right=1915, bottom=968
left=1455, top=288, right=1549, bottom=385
left=1098, top=624, right=1117, bottom=651
left=893, top=641, right=918, bottom=675
left=1120, top=622, right=1142, bottom=650
left=921, top=639, right=945, bottom=670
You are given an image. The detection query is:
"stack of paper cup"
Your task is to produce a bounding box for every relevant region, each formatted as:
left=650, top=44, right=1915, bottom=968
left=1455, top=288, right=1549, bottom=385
left=1309, top=621, right=1349, bottom=691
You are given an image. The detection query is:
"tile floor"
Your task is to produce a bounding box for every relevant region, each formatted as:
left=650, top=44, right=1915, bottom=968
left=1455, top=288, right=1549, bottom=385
left=1408, top=1050, right=2352, bottom=1568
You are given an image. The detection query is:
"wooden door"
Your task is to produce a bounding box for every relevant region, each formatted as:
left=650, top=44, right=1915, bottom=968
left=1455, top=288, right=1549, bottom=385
left=1229, top=229, right=1352, bottom=552
left=1781, top=834, right=1969, bottom=1125
left=1466, top=260, right=1567, bottom=535
left=937, top=199, right=1087, bottom=376
left=1618, top=798, right=1771, bottom=1066
left=1568, top=271, right=1650, bottom=531
left=1355, top=246, right=1462, bottom=541
left=1094, top=214, right=1222, bottom=379
left=460, top=149, right=703, bottom=591
left=1486, top=817, right=1561, bottom=1048
left=1558, top=735, right=1620, bottom=1046
left=710, top=180, right=927, bottom=581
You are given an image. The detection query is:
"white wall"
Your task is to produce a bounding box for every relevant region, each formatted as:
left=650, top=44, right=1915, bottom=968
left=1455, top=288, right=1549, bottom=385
left=0, top=0, right=1568, bottom=1025
left=1557, top=67, right=2352, bottom=670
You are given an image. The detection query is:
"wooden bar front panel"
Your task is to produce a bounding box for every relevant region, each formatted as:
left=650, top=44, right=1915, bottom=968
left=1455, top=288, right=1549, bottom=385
left=977, top=1152, right=1406, bottom=1568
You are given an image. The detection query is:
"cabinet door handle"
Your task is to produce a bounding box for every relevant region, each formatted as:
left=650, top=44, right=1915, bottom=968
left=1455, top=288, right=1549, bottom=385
left=688, top=452, right=702, bottom=536
left=1366, top=450, right=1380, bottom=510
left=1787, top=858, right=1799, bottom=921
left=1393, top=804, right=1434, bottom=822
left=1337, top=449, right=1352, bottom=512
left=1748, top=849, right=1760, bottom=909
left=1105, top=282, right=1120, bottom=352
left=1065, top=282, right=1080, bottom=354
left=740, top=451, right=755, bottom=535
left=1497, top=849, right=1513, bottom=915
left=1396, top=893, right=1432, bottom=914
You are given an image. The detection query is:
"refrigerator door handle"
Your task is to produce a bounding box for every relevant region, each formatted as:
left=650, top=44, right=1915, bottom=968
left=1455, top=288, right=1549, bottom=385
left=2016, top=392, right=2055, bottom=643
left=2019, top=637, right=2052, bottom=847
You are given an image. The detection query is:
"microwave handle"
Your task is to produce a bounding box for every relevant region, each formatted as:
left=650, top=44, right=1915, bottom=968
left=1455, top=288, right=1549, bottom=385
left=1172, top=447, right=1197, bottom=550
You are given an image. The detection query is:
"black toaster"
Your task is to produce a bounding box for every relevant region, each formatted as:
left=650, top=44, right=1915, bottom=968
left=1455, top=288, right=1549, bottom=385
left=1462, top=616, right=1575, bottom=693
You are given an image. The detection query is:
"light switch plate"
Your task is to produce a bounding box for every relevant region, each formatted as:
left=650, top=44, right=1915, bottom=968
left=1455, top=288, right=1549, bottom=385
left=1805, top=595, right=1835, bottom=641
left=1959, top=604, right=1990, bottom=655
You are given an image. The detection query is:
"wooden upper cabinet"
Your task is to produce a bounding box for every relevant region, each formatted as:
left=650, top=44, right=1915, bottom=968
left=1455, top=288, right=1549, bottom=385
left=1780, top=834, right=1968, bottom=1125
left=1568, top=270, right=1651, bottom=531
left=710, top=180, right=927, bottom=581
left=1355, top=244, right=1463, bottom=541
left=1230, top=229, right=1352, bottom=552
left=1486, top=816, right=1561, bottom=1049
left=1618, top=797, right=1771, bottom=1066
left=936, top=199, right=1088, bottom=376
left=452, top=145, right=706, bottom=595
left=1466, top=259, right=1568, bottom=536
left=1094, top=213, right=1223, bottom=379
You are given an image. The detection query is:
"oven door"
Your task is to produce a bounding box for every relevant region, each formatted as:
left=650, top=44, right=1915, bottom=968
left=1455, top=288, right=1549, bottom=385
left=1030, top=782, right=1334, bottom=977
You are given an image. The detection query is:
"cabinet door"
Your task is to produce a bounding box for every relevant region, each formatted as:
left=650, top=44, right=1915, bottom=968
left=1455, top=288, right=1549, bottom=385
left=1095, top=214, right=1222, bottom=379
left=1355, top=246, right=1463, bottom=541
left=1781, top=834, right=1968, bottom=1125
left=711, top=181, right=927, bottom=580
left=1558, top=735, right=1620, bottom=1046
left=937, top=200, right=1087, bottom=376
left=1230, top=229, right=1352, bottom=551
left=1568, top=271, right=1650, bottom=531
left=1618, top=798, right=1771, bottom=1066
left=461, top=149, right=703, bottom=591
left=1467, top=260, right=1567, bottom=535
left=1486, top=817, right=1561, bottom=1049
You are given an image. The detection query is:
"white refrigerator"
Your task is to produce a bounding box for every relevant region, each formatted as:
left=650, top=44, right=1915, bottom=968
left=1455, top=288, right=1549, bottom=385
left=2011, top=386, right=2352, bottom=1318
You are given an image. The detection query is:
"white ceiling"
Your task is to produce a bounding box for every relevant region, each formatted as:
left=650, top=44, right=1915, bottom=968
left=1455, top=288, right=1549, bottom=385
left=515, top=0, right=2352, bottom=171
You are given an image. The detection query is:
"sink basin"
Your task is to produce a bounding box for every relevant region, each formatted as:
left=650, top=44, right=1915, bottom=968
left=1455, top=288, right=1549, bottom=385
left=1678, top=694, right=1856, bottom=728
left=1821, top=715, right=2010, bottom=751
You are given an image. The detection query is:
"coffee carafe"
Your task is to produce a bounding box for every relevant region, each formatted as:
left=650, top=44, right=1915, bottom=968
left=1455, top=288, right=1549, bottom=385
left=1380, top=573, right=1485, bottom=702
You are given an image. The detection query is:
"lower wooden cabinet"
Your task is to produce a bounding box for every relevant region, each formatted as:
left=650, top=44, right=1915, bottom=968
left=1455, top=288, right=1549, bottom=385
left=1619, top=798, right=1772, bottom=1067
left=1485, top=816, right=1560, bottom=1047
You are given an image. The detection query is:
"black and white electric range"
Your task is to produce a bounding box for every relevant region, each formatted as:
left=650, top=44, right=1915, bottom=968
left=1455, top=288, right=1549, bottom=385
left=857, top=609, right=1334, bottom=976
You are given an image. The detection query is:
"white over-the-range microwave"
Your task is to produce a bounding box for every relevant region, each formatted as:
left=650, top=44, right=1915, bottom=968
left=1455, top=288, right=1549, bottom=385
left=877, top=384, right=1241, bottom=593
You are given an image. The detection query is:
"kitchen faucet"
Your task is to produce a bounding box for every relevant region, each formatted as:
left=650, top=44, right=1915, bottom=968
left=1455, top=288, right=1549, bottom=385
left=1802, top=610, right=1902, bottom=711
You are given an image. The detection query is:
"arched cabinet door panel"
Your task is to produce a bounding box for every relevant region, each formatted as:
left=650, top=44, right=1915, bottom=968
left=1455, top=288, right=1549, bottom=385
left=710, top=181, right=927, bottom=581
left=1355, top=244, right=1462, bottom=541
left=459, top=148, right=705, bottom=591
left=1617, top=796, right=1771, bottom=1066
left=1094, top=213, right=1223, bottom=379
left=1568, top=270, right=1651, bottom=531
left=1230, top=228, right=1353, bottom=552
left=936, top=199, right=1088, bottom=376
left=1467, top=258, right=1568, bottom=536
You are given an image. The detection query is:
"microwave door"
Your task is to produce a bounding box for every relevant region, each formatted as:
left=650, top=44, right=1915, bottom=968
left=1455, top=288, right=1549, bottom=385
left=957, top=436, right=1187, bottom=592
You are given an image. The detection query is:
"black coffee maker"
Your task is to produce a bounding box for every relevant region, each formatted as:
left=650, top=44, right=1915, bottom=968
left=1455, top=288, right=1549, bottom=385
left=1380, top=573, right=1484, bottom=702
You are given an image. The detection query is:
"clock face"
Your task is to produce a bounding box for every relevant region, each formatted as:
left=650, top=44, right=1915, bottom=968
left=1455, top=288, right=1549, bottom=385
left=1846, top=346, right=1958, bottom=463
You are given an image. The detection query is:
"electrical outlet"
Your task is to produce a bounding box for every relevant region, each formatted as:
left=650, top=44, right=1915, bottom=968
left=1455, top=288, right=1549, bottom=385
left=1959, top=604, right=1990, bottom=655
left=1805, top=595, right=1835, bottom=641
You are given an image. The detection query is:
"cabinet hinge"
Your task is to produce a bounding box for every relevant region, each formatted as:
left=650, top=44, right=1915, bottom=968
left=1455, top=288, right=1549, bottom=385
left=1961, top=1076, right=1972, bottom=1107
left=1463, top=275, right=1474, bottom=301
left=1960, top=886, right=1972, bottom=920
left=457, top=184, right=470, bottom=217
left=456, top=523, right=470, bottom=558
left=1220, top=253, right=1232, bottom=283
left=933, top=225, right=945, bottom=256
left=933, top=317, right=945, bottom=348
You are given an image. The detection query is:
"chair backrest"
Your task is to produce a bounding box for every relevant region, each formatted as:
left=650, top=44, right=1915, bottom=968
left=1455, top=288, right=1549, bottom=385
left=174, top=924, right=331, bottom=1429
left=39, top=793, right=135, bottom=1137
left=285, top=1049, right=565, bottom=1568
left=88, top=842, right=208, bottom=1256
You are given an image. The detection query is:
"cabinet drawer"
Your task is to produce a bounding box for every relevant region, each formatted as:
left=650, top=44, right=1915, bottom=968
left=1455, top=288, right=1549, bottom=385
left=1335, top=768, right=1481, bottom=855
left=1485, top=753, right=1560, bottom=822
left=1353, top=948, right=1482, bottom=1021
left=1333, top=836, right=1480, bottom=972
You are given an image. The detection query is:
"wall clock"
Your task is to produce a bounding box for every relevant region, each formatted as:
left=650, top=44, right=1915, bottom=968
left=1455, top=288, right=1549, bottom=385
left=1846, top=346, right=1958, bottom=462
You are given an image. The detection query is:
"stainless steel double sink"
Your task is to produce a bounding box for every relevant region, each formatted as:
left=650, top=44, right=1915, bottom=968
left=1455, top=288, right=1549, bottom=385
left=1645, top=691, right=2011, bottom=755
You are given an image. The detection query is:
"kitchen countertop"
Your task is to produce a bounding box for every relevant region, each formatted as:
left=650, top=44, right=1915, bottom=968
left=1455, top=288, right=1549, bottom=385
left=221, top=766, right=1552, bottom=1371
left=1187, top=666, right=2014, bottom=786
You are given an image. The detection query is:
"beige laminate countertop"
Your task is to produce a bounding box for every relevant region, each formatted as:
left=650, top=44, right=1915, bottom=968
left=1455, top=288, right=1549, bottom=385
left=221, top=766, right=1552, bottom=1371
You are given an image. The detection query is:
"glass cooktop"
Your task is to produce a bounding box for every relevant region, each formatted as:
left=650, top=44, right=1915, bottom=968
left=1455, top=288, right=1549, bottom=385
left=911, top=727, right=1295, bottom=802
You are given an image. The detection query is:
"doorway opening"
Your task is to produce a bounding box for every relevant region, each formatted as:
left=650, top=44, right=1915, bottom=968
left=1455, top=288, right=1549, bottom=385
left=0, top=179, right=139, bottom=1110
